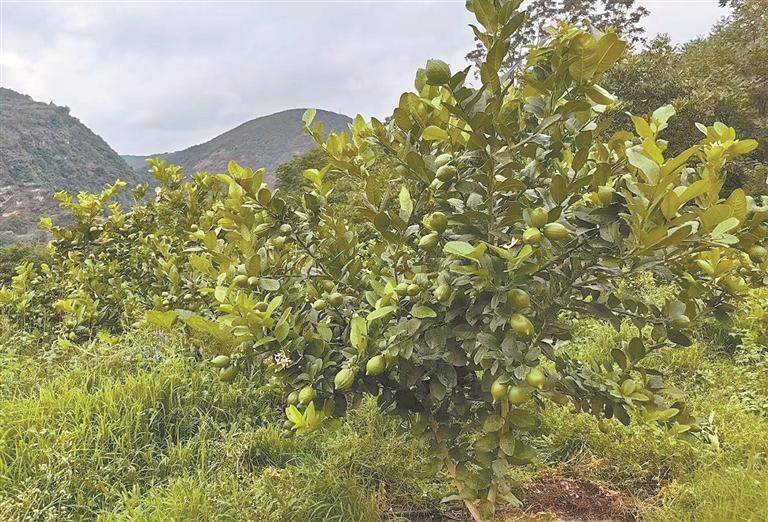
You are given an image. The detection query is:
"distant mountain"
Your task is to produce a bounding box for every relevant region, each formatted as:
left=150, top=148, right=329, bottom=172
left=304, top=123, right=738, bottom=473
left=127, top=109, right=351, bottom=185
left=0, top=88, right=142, bottom=244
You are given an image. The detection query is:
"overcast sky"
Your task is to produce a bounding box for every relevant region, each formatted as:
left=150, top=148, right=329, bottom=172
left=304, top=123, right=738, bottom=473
left=1, top=1, right=731, bottom=155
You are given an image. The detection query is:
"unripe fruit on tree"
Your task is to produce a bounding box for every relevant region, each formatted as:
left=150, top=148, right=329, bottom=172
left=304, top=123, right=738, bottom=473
left=491, top=379, right=508, bottom=402
left=407, top=283, right=421, bottom=296
left=279, top=224, right=293, bottom=234
left=287, top=391, right=299, bottom=405
left=233, top=275, right=249, bottom=287
left=543, top=223, right=570, bottom=241
left=211, top=355, right=231, bottom=368
left=334, top=368, right=356, bottom=391
left=434, top=283, right=451, bottom=302
left=248, top=276, right=260, bottom=287
left=507, top=385, right=530, bottom=406
left=366, top=355, right=387, bottom=376
left=436, top=165, right=458, bottom=182
left=749, top=245, right=767, bottom=262
left=395, top=282, right=409, bottom=296
left=328, top=292, right=344, bottom=307
left=435, top=153, right=453, bottom=168
left=219, top=366, right=238, bottom=382
left=597, top=186, right=615, bottom=206
left=510, top=313, right=535, bottom=338
left=621, top=379, right=637, bottom=396
left=425, top=58, right=451, bottom=86
left=419, top=232, right=440, bottom=250
left=530, top=207, right=548, bottom=228
left=525, top=367, right=547, bottom=389
left=670, top=315, right=691, bottom=328
left=298, top=386, right=315, bottom=405
left=523, top=227, right=542, bottom=245
left=312, top=299, right=327, bottom=311
left=508, top=289, right=531, bottom=310
left=598, top=419, right=611, bottom=434
left=426, top=212, right=448, bottom=233
left=255, top=301, right=268, bottom=312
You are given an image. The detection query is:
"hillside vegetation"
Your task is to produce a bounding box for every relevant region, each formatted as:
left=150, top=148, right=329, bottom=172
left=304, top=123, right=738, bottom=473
left=128, top=109, right=351, bottom=185
left=0, top=88, right=141, bottom=243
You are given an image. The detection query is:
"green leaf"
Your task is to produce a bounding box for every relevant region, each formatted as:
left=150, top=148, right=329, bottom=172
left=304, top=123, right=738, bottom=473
left=412, top=305, right=437, bottom=319
left=507, top=408, right=540, bottom=430
left=286, top=405, right=304, bottom=426
left=260, top=278, right=280, bottom=291
left=443, top=241, right=475, bottom=257
left=367, top=305, right=395, bottom=323
left=731, top=139, right=758, bottom=155
left=592, top=32, right=627, bottom=74
left=660, top=192, right=680, bottom=220
left=711, top=217, right=740, bottom=238
left=350, top=315, right=368, bottom=352
left=626, top=146, right=660, bottom=183
left=630, top=115, right=653, bottom=139
left=399, top=185, right=413, bottom=218
left=145, top=310, right=177, bottom=330
left=302, top=108, right=317, bottom=127
left=651, top=104, right=676, bottom=131
left=422, top=125, right=449, bottom=141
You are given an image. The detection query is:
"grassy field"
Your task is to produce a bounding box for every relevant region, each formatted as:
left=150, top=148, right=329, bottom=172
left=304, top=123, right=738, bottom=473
left=1, top=287, right=766, bottom=521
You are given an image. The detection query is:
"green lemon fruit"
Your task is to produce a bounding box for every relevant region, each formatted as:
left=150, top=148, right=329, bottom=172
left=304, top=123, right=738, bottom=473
left=328, top=292, right=344, bottom=307
left=510, top=313, right=535, bottom=338
left=312, top=299, right=327, bottom=311
left=491, top=379, right=509, bottom=402
left=435, top=153, right=453, bottom=168
left=419, top=232, right=440, bottom=250
left=507, top=385, right=530, bottom=406
left=211, top=355, right=231, bottom=368
left=334, top=368, right=356, bottom=391
left=597, top=186, right=615, bottom=206
left=366, top=355, right=387, bottom=376
left=621, top=379, right=637, bottom=396
left=523, top=227, right=542, bottom=245
left=426, top=212, right=448, bottom=233
left=436, top=164, right=458, bottom=182
left=508, top=289, right=531, bottom=310
left=219, top=366, right=238, bottom=382
left=530, top=207, right=548, bottom=228
left=748, top=245, right=767, bottom=262
left=434, top=283, right=451, bottom=302
left=298, top=386, right=315, bottom=405
left=287, top=391, right=299, bottom=405
left=525, top=367, right=547, bottom=389
left=543, top=223, right=570, bottom=241
left=425, top=58, right=451, bottom=85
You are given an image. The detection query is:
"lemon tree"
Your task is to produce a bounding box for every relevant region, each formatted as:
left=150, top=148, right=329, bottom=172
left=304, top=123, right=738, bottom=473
left=2, top=1, right=766, bottom=519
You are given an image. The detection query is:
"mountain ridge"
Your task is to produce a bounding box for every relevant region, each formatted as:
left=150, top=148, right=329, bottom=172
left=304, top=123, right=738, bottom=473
left=124, top=108, right=351, bottom=185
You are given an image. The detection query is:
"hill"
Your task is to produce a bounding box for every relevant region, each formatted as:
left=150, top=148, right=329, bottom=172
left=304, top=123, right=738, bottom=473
left=0, top=88, right=141, bottom=244
left=129, top=109, right=351, bottom=185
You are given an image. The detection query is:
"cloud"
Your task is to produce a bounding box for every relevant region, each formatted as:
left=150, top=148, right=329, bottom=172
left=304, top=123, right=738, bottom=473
left=1, top=1, right=475, bottom=154
left=0, top=1, right=729, bottom=155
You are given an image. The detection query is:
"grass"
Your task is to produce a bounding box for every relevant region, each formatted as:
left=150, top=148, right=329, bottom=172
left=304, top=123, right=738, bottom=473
left=0, top=284, right=766, bottom=521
